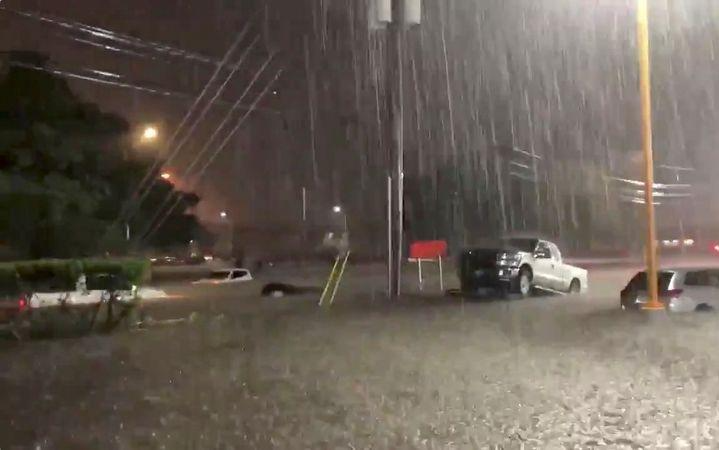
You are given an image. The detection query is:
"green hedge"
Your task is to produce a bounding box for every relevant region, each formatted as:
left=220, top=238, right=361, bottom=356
left=0, top=262, right=20, bottom=295
left=0, top=259, right=150, bottom=292
left=15, top=259, right=83, bottom=292
left=81, top=259, right=151, bottom=286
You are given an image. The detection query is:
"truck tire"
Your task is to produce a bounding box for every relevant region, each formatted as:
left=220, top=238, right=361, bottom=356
left=569, top=279, right=581, bottom=294
left=516, top=267, right=532, bottom=298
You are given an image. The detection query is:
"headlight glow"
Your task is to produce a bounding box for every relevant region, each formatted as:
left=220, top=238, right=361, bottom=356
left=497, top=252, right=522, bottom=265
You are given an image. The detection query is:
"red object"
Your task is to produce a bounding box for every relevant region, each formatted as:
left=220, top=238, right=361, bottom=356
left=409, top=240, right=448, bottom=260
left=17, top=296, right=27, bottom=312
left=663, top=289, right=683, bottom=301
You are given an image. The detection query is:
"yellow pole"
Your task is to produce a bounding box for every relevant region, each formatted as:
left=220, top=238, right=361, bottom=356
left=319, top=255, right=341, bottom=306
left=637, top=0, right=662, bottom=310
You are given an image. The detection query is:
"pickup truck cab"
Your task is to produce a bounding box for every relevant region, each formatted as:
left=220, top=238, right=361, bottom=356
left=459, top=238, right=588, bottom=297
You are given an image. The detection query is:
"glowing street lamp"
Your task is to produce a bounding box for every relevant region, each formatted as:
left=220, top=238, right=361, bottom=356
left=220, top=211, right=228, bottom=219
left=332, top=205, right=348, bottom=231
left=141, top=125, right=159, bottom=142
left=160, top=172, right=172, bottom=181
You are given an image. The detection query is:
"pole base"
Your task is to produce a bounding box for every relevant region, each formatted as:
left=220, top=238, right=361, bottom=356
left=641, top=302, right=665, bottom=311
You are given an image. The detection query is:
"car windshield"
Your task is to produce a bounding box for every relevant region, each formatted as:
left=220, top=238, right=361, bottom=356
left=501, top=238, right=538, bottom=252
left=209, top=271, right=231, bottom=280
left=628, top=272, right=675, bottom=291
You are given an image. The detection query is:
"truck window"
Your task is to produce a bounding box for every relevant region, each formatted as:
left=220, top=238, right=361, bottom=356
left=548, top=243, right=562, bottom=261
left=535, top=241, right=550, bottom=258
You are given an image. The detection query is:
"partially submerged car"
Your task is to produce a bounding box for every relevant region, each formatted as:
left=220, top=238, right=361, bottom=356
left=459, top=237, right=588, bottom=297
left=25, top=273, right=137, bottom=308
left=193, top=268, right=253, bottom=285
left=621, top=268, right=719, bottom=312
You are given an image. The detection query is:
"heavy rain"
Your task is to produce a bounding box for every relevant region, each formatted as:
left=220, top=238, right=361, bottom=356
left=2, top=0, right=719, bottom=448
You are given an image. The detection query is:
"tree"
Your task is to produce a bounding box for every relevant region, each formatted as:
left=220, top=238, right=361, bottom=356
left=0, top=51, right=205, bottom=259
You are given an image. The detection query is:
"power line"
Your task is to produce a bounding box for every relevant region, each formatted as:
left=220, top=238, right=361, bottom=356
left=115, top=19, right=259, bottom=230
left=9, top=60, right=184, bottom=98
left=121, top=35, right=261, bottom=227
left=1, top=6, right=237, bottom=68
left=133, top=54, right=276, bottom=235
left=7, top=59, right=278, bottom=115
left=141, top=68, right=283, bottom=244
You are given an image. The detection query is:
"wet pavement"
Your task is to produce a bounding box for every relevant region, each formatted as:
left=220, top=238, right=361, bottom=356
left=2, top=265, right=719, bottom=448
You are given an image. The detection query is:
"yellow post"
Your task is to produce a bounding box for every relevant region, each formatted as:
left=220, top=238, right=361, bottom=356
left=637, top=0, right=662, bottom=310
left=319, top=256, right=341, bottom=306
left=328, top=251, right=351, bottom=305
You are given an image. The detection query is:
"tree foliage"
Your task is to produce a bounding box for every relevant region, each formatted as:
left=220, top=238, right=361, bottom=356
left=0, top=51, right=205, bottom=259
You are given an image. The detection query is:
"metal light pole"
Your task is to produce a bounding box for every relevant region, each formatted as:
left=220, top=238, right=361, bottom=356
left=637, top=0, right=662, bottom=310
left=375, top=0, right=420, bottom=298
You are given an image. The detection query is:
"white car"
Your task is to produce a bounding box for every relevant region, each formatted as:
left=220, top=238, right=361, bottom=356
left=193, top=268, right=253, bottom=285
left=28, top=274, right=137, bottom=308
left=459, top=238, right=589, bottom=297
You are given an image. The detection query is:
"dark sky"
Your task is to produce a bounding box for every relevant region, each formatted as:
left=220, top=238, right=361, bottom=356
left=4, top=0, right=719, bottom=246
left=0, top=0, right=305, bottom=222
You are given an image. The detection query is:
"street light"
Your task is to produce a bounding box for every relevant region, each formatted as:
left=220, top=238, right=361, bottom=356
left=636, top=0, right=662, bottom=310
left=142, top=125, right=159, bottom=141
left=220, top=211, right=228, bottom=219
left=160, top=172, right=172, bottom=181
left=332, top=205, right=348, bottom=232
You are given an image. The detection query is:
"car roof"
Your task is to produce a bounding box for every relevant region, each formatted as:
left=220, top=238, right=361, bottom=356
left=632, top=266, right=719, bottom=274
left=663, top=266, right=719, bottom=272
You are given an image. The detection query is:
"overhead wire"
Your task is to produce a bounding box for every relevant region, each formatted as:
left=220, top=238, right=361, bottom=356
left=6, top=59, right=278, bottom=114
left=141, top=68, right=283, bottom=244
left=0, top=6, right=231, bottom=67
left=113, top=13, right=259, bottom=229
left=120, top=36, right=260, bottom=226
left=133, top=53, right=276, bottom=237
left=9, top=60, right=185, bottom=98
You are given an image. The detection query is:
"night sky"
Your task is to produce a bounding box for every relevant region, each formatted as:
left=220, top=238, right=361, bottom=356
left=4, top=0, right=719, bottom=250
left=0, top=0, right=299, bottom=222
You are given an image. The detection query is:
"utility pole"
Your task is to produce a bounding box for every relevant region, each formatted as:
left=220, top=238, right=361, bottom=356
left=636, top=0, right=662, bottom=310
left=374, top=0, right=420, bottom=298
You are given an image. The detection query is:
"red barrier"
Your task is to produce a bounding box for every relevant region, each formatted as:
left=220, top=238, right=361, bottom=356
left=409, top=240, right=448, bottom=260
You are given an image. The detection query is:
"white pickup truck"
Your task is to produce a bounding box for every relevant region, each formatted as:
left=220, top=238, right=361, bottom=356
left=459, top=238, right=588, bottom=297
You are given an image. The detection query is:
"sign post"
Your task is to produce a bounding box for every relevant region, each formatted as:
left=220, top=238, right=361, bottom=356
left=409, top=240, right=447, bottom=292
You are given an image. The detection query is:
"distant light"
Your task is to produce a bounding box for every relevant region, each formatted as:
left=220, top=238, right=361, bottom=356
left=142, top=126, right=159, bottom=141
left=332, top=205, right=342, bottom=213
left=160, top=172, right=172, bottom=180
left=220, top=211, right=228, bottom=219
left=272, top=90, right=278, bottom=95
left=683, top=238, right=695, bottom=247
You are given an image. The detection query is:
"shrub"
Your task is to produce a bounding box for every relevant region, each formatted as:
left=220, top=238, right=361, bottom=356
left=15, top=259, right=81, bottom=292
left=0, top=262, right=20, bottom=295
left=80, top=258, right=150, bottom=286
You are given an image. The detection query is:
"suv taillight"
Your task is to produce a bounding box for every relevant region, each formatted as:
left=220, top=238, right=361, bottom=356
left=17, top=295, right=28, bottom=312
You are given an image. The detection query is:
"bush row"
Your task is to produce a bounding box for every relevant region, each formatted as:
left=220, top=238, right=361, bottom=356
left=0, top=259, right=151, bottom=294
